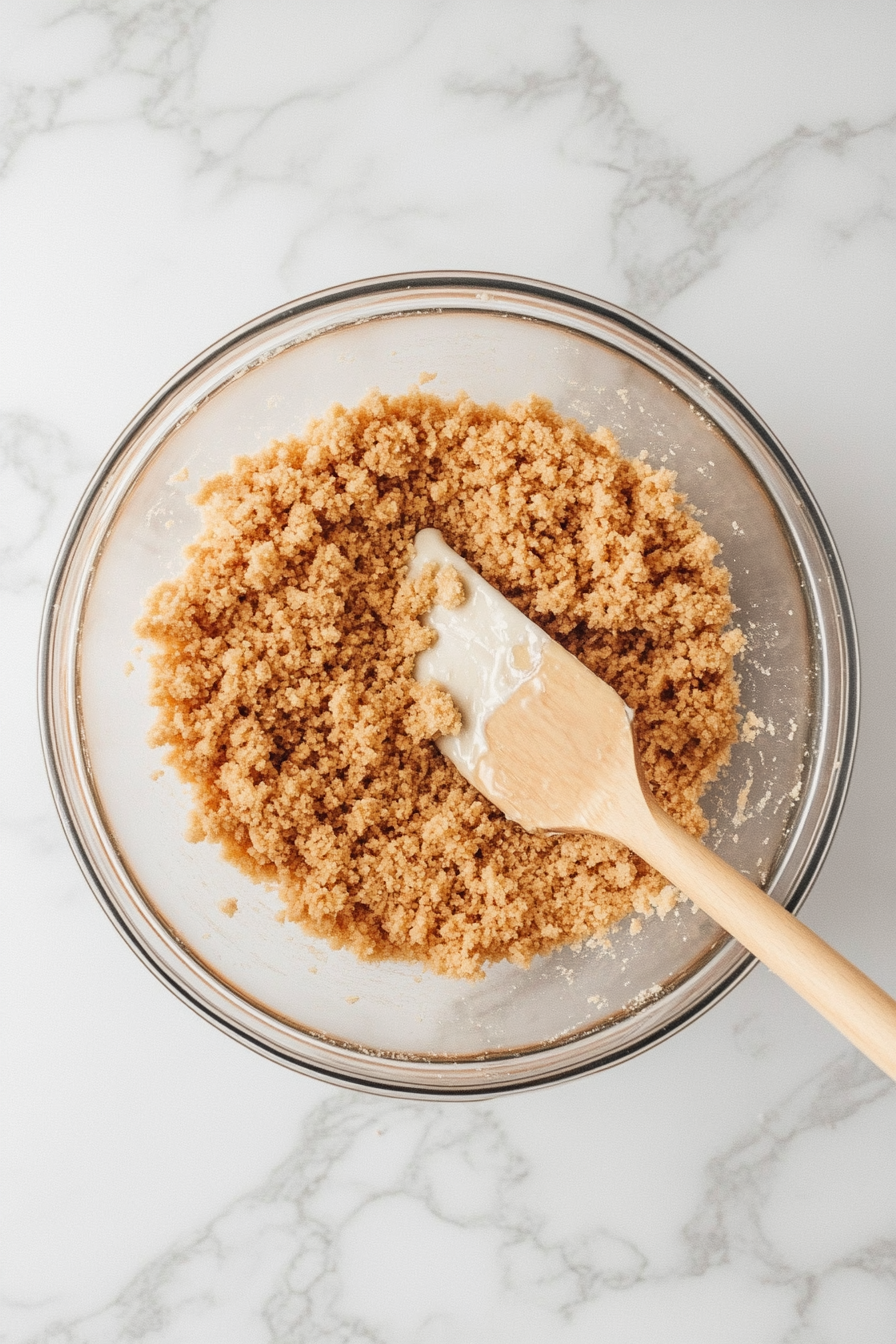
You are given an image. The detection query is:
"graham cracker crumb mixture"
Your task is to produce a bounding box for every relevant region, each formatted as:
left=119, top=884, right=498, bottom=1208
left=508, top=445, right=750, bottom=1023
left=136, top=390, right=742, bottom=978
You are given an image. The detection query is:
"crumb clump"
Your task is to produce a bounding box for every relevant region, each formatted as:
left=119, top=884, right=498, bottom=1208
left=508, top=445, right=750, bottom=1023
left=136, top=390, right=742, bottom=979
left=434, top=563, right=466, bottom=610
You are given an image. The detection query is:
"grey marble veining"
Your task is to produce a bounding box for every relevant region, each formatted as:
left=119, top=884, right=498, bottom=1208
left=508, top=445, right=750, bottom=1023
left=2, top=2, right=895, bottom=1341
left=453, top=37, right=896, bottom=315
left=0, top=413, right=82, bottom=592
left=17, top=1053, right=895, bottom=1343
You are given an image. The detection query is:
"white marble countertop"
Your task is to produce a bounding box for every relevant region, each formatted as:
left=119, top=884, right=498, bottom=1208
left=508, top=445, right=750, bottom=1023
left=2, top=3, right=895, bottom=1340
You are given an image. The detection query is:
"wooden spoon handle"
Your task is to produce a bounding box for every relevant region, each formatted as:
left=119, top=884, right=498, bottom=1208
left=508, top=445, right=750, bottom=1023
left=629, top=801, right=896, bottom=1082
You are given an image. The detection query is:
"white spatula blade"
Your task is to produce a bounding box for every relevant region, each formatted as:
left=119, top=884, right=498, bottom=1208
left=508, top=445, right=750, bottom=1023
left=408, top=529, right=549, bottom=783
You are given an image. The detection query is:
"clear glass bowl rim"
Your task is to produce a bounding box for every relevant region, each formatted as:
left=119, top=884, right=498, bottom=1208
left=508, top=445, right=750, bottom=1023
left=39, top=270, right=860, bottom=1098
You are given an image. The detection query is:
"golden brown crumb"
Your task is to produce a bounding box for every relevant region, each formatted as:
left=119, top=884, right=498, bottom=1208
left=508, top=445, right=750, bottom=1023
left=434, top=563, right=466, bottom=610
left=406, top=680, right=463, bottom=741
left=136, top=390, right=742, bottom=979
left=150, top=769, right=164, bottom=781
left=418, top=371, right=437, bottom=384
left=123, top=660, right=134, bottom=677
left=218, top=898, right=238, bottom=917
left=654, top=885, right=680, bottom=918
left=168, top=467, right=189, bottom=484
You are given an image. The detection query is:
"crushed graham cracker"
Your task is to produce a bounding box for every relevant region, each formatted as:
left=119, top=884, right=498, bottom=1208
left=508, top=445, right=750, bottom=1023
left=433, top=562, right=466, bottom=610
left=136, top=390, right=742, bottom=978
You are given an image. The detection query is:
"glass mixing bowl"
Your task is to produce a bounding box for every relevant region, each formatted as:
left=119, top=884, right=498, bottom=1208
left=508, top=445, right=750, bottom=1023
left=40, top=273, right=858, bottom=1097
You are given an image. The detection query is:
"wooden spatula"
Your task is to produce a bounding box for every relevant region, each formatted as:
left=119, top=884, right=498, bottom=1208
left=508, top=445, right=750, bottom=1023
left=410, top=528, right=896, bottom=1081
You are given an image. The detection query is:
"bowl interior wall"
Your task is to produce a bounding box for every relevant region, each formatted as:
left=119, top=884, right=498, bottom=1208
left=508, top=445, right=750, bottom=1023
left=78, top=306, right=812, bottom=1063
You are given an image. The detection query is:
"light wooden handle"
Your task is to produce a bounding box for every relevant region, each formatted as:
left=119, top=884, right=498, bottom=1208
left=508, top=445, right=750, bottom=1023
left=629, top=801, right=896, bottom=1083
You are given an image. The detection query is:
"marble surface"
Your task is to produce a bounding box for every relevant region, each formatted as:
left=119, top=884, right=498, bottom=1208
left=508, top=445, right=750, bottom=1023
left=2, top=2, right=895, bottom=1340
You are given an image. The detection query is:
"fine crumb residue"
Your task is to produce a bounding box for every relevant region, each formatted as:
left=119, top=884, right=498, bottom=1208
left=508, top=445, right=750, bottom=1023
left=123, top=660, right=135, bottom=677
left=137, top=390, right=742, bottom=980
left=150, top=769, right=164, bottom=781
left=734, top=772, right=754, bottom=827
left=629, top=917, right=643, bottom=935
left=418, top=371, right=437, bottom=385
left=168, top=467, right=189, bottom=484
left=742, top=711, right=765, bottom=743
left=308, top=965, right=318, bottom=974
left=345, top=995, right=359, bottom=1004
left=628, top=983, right=663, bottom=1008
left=165, top=519, right=175, bottom=530
left=218, top=898, right=238, bottom=917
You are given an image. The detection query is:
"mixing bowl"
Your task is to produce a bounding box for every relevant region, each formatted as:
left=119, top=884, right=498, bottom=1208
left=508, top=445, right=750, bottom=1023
left=40, top=272, right=858, bottom=1097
